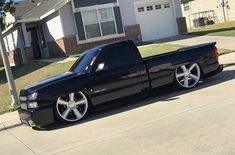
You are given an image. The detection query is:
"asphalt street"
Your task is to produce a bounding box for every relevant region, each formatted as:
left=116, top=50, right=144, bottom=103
left=0, top=52, right=235, bottom=155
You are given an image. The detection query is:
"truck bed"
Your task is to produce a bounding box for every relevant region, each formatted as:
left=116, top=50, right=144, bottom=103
left=142, top=42, right=219, bottom=89
left=143, top=42, right=216, bottom=61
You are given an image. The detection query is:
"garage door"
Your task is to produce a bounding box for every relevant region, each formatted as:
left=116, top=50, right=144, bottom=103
left=135, top=0, right=177, bottom=41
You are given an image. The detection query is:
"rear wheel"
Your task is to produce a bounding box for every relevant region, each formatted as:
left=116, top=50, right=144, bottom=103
left=175, top=63, right=201, bottom=89
left=55, top=91, right=89, bottom=123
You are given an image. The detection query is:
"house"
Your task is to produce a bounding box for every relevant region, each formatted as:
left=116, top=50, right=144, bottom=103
left=2, top=0, right=187, bottom=66
left=182, top=0, right=235, bottom=29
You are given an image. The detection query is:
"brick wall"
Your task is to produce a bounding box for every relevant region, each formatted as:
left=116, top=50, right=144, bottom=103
left=47, top=36, right=79, bottom=57
left=7, top=49, right=23, bottom=66
left=0, top=48, right=24, bottom=67
left=47, top=38, right=66, bottom=57
left=63, top=36, right=79, bottom=55
left=24, top=47, right=34, bottom=62
left=176, top=17, right=188, bottom=34
left=124, top=24, right=142, bottom=42
left=8, top=51, right=16, bottom=66
left=47, top=35, right=126, bottom=56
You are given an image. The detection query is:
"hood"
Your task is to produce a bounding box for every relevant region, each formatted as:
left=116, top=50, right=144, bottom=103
left=20, top=72, right=77, bottom=95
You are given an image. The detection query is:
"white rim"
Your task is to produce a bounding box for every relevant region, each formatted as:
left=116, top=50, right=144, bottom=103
left=175, top=63, right=201, bottom=88
left=56, top=92, right=88, bottom=122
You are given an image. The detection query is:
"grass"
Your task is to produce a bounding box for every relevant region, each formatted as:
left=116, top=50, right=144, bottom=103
left=0, top=43, right=233, bottom=114
left=69, top=53, right=80, bottom=58
left=139, top=44, right=184, bottom=58
left=217, top=49, right=233, bottom=55
left=0, top=61, right=76, bottom=114
left=188, top=21, right=235, bottom=37
left=138, top=44, right=233, bottom=57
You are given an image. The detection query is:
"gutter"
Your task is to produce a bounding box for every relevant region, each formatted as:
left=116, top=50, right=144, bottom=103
left=2, top=0, right=71, bottom=35
left=2, top=18, right=40, bottom=35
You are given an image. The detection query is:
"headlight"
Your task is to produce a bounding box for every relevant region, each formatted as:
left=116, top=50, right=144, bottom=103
left=20, top=103, right=27, bottom=110
left=19, top=96, right=27, bottom=101
left=28, top=102, right=38, bottom=109
left=28, top=92, right=38, bottom=101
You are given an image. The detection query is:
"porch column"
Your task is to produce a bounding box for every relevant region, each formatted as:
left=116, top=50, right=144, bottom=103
left=21, top=22, right=30, bottom=47
left=18, top=26, right=27, bottom=63
left=21, top=22, right=34, bottom=62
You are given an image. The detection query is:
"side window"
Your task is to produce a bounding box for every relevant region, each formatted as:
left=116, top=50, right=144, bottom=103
left=97, top=42, right=140, bottom=70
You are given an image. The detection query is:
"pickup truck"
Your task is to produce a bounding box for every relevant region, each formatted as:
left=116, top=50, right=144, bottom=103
left=18, top=40, right=223, bottom=128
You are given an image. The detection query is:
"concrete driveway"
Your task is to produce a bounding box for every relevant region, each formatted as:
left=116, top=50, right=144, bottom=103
left=156, top=35, right=235, bottom=51
left=0, top=53, right=235, bottom=155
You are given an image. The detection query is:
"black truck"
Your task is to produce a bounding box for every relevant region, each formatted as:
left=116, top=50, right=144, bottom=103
left=18, top=40, right=223, bottom=128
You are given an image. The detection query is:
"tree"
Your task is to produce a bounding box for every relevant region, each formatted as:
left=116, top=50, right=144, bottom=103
left=0, top=0, right=15, bottom=29
left=0, top=0, right=18, bottom=107
left=218, top=0, right=230, bottom=22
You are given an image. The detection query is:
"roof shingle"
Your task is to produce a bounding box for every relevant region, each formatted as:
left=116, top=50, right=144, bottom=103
left=12, top=0, right=45, bottom=19
left=20, top=0, right=67, bottom=20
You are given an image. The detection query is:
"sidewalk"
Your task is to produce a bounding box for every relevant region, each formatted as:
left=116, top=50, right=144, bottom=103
left=0, top=111, right=22, bottom=131
left=156, top=35, right=235, bottom=50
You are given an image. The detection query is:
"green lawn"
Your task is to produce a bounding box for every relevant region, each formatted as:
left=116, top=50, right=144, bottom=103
left=0, top=61, right=75, bottom=114
left=0, top=43, right=233, bottom=114
left=139, top=44, right=184, bottom=58
left=138, top=43, right=232, bottom=57
left=189, top=21, right=235, bottom=37
left=218, top=49, right=233, bottom=55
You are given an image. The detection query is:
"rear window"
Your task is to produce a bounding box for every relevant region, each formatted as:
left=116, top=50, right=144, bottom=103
left=97, top=42, right=140, bottom=70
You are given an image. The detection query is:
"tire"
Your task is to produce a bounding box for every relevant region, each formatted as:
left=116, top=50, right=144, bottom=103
left=175, top=63, right=201, bottom=89
left=55, top=91, right=90, bottom=123
left=32, top=126, right=44, bottom=130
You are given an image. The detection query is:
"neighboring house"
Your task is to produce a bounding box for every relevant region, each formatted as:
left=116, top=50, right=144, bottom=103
left=182, top=0, right=235, bottom=29
left=3, top=0, right=187, bottom=66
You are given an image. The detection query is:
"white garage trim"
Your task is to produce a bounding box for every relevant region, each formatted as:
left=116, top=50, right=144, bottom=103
left=170, top=0, right=179, bottom=34
left=134, top=0, right=178, bottom=42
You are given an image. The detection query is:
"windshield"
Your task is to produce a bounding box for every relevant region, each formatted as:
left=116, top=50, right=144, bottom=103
left=69, top=48, right=98, bottom=74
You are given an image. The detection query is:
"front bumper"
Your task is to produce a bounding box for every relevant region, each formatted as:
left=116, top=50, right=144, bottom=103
left=18, top=105, right=54, bottom=127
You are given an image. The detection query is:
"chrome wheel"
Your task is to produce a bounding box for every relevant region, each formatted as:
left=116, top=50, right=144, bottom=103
left=175, top=63, right=201, bottom=89
left=56, top=92, right=89, bottom=122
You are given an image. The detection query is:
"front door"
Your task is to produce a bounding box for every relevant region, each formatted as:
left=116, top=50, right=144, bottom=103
left=38, top=25, right=49, bottom=58
left=89, top=42, right=146, bottom=105
left=91, top=63, right=146, bottom=105
left=28, top=28, right=41, bottom=59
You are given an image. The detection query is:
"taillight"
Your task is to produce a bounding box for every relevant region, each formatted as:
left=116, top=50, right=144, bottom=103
left=214, top=47, right=219, bottom=62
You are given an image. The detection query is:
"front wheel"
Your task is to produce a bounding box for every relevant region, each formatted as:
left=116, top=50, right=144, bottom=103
left=55, top=91, right=89, bottom=123
left=175, top=63, right=201, bottom=89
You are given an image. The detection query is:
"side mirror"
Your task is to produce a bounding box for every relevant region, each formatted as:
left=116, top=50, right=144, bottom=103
left=96, top=63, right=107, bottom=72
